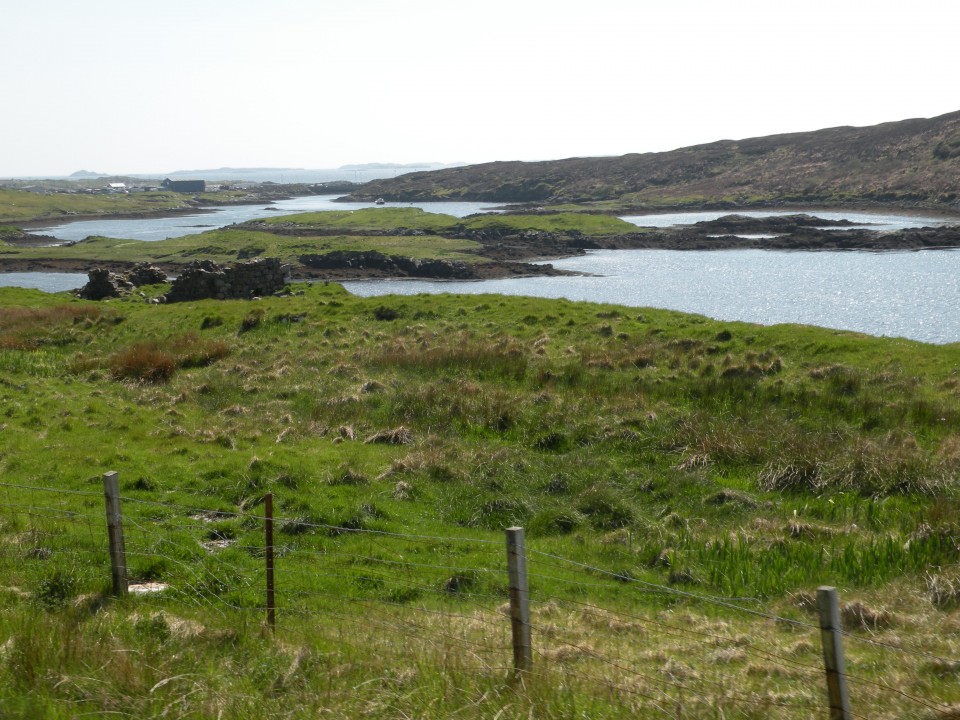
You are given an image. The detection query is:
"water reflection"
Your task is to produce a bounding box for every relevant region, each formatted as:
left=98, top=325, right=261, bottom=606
left=343, top=248, right=960, bottom=344
left=29, top=196, right=507, bottom=242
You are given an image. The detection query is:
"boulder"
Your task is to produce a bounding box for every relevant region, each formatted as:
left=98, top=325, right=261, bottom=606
left=77, top=268, right=134, bottom=300
left=126, top=263, right=168, bottom=286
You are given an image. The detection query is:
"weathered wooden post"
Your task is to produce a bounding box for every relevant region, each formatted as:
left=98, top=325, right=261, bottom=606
left=506, top=526, right=532, bottom=673
left=265, top=492, right=276, bottom=630
left=102, top=471, right=128, bottom=596
left=817, top=586, right=852, bottom=720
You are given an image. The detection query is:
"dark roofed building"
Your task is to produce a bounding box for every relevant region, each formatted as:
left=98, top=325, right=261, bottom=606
left=162, top=178, right=206, bottom=193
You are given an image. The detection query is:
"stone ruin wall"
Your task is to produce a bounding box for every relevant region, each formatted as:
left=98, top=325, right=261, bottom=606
left=76, top=258, right=288, bottom=302
left=161, top=258, right=288, bottom=303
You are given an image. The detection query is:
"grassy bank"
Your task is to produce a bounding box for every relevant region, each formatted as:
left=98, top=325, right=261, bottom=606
left=255, top=207, right=642, bottom=235
left=0, top=228, right=486, bottom=267
left=0, top=187, right=297, bottom=225
left=1, top=284, right=959, bottom=718
left=0, top=188, right=205, bottom=224
left=0, top=208, right=643, bottom=273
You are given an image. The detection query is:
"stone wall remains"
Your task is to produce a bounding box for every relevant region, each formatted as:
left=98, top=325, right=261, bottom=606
left=161, top=258, right=287, bottom=303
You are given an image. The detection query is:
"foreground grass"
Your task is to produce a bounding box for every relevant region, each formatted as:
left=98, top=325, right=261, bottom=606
left=1, top=284, right=959, bottom=718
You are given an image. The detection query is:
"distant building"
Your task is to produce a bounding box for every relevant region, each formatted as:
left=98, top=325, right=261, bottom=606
left=108, top=182, right=126, bottom=190
left=162, top=178, right=206, bottom=193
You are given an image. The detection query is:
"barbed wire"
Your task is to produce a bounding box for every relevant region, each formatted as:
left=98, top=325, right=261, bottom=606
left=538, top=594, right=824, bottom=672
left=542, top=594, right=949, bottom=715
left=281, top=546, right=501, bottom=576
left=841, top=671, right=954, bottom=715
left=526, top=547, right=771, bottom=605
left=272, top=568, right=507, bottom=610
left=5, top=480, right=958, bottom=716
left=839, top=627, right=960, bottom=665
left=122, top=492, right=503, bottom=548
left=275, top=598, right=509, bottom=658
left=528, top=548, right=819, bottom=629
left=0, top=504, right=103, bottom=524
left=525, top=614, right=822, bottom=714
left=0, top=480, right=104, bottom=500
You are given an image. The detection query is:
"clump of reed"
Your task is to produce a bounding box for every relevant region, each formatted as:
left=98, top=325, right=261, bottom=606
left=109, top=333, right=230, bottom=383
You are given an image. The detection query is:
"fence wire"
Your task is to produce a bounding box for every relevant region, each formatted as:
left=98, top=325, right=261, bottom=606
left=1, top=478, right=957, bottom=718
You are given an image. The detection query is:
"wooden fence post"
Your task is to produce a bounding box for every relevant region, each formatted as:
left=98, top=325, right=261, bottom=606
left=817, top=586, right=852, bottom=720
left=102, top=471, right=128, bottom=596
left=265, top=492, right=276, bottom=630
left=506, top=526, right=532, bottom=673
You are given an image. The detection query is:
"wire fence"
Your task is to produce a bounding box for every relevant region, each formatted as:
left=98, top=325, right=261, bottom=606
left=1, top=476, right=958, bottom=719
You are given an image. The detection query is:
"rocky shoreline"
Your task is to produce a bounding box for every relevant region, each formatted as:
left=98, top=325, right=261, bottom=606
left=1, top=184, right=341, bottom=230
left=3, top=212, right=959, bottom=283
left=7, top=206, right=218, bottom=231
left=0, top=256, right=576, bottom=282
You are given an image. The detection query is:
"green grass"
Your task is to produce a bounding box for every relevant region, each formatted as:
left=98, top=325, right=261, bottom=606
left=0, top=188, right=197, bottom=223
left=259, top=207, right=641, bottom=236
left=259, top=207, right=463, bottom=233
left=1, top=284, right=959, bottom=718
left=0, top=228, right=485, bottom=266
left=1, top=207, right=641, bottom=270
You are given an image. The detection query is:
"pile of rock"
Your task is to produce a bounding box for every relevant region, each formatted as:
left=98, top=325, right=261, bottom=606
left=126, top=263, right=168, bottom=286
left=160, top=258, right=287, bottom=303
left=299, top=250, right=475, bottom=279
left=77, top=263, right=168, bottom=300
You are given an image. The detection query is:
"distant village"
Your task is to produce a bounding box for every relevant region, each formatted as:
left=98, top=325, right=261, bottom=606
left=5, top=178, right=259, bottom=195
left=2, top=176, right=356, bottom=198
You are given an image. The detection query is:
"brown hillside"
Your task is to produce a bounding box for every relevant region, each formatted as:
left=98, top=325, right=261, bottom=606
left=345, top=111, right=960, bottom=210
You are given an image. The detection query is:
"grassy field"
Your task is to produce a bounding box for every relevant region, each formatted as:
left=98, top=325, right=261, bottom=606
left=0, top=228, right=487, bottom=267
left=257, top=208, right=643, bottom=235
left=1, top=283, right=959, bottom=718
left=0, top=208, right=643, bottom=271
left=0, top=188, right=203, bottom=224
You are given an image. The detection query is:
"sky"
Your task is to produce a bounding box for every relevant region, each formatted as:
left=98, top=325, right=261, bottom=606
left=3, top=0, right=958, bottom=177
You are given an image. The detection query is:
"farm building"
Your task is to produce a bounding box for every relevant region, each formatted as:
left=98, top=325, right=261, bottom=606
left=162, top=178, right=206, bottom=193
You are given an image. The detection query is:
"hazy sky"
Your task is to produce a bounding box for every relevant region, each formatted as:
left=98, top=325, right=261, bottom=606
left=3, top=0, right=958, bottom=177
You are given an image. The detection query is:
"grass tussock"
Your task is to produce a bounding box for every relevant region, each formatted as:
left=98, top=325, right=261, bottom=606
left=2, top=282, right=960, bottom=718
left=0, top=304, right=109, bottom=350
left=369, top=333, right=528, bottom=380
left=110, top=333, right=230, bottom=382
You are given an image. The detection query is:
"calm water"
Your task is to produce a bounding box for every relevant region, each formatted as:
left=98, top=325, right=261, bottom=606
left=29, top=203, right=949, bottom=243
left=6, top=207, right=960, bottom=344
left=621, top=210, right=949, bottom=232
left=0, top=272, right=88, bottom=292
left=28, top=196, right=507, bottom=242
left=344, top=248, right=960, bottom=344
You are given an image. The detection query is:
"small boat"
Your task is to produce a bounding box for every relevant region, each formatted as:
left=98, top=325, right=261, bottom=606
left=374, top=197, right=385, bottom=205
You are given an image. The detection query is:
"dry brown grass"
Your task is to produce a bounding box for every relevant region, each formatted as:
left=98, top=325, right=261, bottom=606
left=109, top=334, right=231, bottom=383
left=365, top=426, right=414, bottom=445
left=0, top=304, right=103, bottom=332
left=110, top=343, right=176, bottom=382
left=0, top=304, right=106, bottom=349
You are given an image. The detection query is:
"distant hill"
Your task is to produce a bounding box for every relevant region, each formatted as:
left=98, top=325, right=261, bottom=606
left=344, top=111, right=960, bottom=210
left=338, top=162, right=465, bottom=172
left=68, top=170, right=106, bottom=178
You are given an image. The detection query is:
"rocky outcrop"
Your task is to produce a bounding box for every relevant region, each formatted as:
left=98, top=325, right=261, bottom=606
left=77, top=268, right=135, bottom=300
left=126, top=263, right=168, bottom=286
left=160, top=258, right=287, bottom=303
left=77, top=263, right=168, bottom=299
left=299, top=251, right=477, bottom=279
left=689, top=214, right=860, bottom=234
